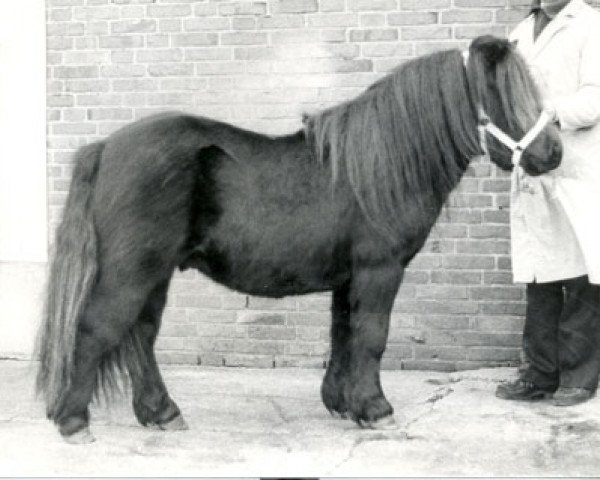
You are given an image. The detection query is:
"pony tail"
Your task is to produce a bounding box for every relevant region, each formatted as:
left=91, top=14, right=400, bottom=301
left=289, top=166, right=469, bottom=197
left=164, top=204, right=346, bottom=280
left=36, top=141, right=104, bottom=418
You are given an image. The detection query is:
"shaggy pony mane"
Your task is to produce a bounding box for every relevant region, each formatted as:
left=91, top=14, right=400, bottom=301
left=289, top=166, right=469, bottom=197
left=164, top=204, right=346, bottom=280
left=304, top=43, right=541, bottom=240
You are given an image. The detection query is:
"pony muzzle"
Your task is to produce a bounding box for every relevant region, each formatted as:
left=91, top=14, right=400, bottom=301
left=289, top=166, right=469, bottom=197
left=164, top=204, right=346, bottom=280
left=478, top=109, right=552, bottom=168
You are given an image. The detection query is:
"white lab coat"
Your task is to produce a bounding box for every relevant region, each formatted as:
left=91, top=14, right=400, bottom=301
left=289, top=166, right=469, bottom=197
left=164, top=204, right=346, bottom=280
left=509, top=0, right=600, bottom=284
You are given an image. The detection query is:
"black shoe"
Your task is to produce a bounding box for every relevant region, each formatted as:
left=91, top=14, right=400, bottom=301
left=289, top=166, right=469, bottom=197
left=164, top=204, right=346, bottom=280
left=495, top=379, right=554, bottom=401
left=552, top=387, right=593, bottom=406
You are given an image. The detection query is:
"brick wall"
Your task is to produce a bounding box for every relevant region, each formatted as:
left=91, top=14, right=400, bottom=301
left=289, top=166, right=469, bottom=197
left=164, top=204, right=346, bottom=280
left=46, top=0, right=600, bottom=371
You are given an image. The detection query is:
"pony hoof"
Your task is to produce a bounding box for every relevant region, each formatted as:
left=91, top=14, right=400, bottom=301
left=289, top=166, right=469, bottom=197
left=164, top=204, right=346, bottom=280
left=63, top=427, right=96, bottom=444
left=159, top=414, right=189, bottom=431
left=365, top=415, right=397, bottom=431
left=329, top=410, right=349, bottom=420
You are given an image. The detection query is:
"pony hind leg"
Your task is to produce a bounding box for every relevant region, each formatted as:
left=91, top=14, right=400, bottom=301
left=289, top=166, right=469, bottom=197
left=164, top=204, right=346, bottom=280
left=321, top=281, right=352, bottom=418
left=128, top=279, right=188, bottom=431
left=51, top=278, right=161, bottom=443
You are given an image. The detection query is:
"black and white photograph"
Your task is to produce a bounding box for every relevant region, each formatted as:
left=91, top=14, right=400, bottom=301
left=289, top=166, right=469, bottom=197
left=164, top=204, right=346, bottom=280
left=0, top=0, right=599, bottom=476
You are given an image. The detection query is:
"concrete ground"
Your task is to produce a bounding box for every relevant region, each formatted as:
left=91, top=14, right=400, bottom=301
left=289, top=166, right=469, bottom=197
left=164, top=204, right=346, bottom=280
left=1, top=360, right=600, bottom=477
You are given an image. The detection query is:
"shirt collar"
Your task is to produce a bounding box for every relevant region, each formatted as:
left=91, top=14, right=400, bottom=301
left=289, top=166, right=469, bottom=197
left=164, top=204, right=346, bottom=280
left=530, top=0, right=571, bottom=18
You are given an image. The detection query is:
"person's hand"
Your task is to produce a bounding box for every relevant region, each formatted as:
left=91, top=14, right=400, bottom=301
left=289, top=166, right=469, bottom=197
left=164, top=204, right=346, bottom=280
left=543, top=101, right=560, bottom=128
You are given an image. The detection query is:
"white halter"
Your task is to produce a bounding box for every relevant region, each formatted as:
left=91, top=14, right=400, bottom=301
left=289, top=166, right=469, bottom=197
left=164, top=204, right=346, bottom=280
left=462, top=49, right=551, bottom=169
left=476, top=106, right=552, bottom=168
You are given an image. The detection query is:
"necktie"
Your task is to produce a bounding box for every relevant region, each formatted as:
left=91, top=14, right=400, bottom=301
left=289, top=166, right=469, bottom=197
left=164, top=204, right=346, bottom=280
left=533, top=8, right=551, bottom=40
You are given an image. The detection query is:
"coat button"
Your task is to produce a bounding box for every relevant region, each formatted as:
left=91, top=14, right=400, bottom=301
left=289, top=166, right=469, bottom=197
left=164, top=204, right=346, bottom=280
left=521, top=182, right=535, bottom=194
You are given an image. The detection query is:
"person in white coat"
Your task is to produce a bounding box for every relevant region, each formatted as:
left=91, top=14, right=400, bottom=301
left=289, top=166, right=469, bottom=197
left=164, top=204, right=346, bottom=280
left=496, top=0, right=600, bottom=406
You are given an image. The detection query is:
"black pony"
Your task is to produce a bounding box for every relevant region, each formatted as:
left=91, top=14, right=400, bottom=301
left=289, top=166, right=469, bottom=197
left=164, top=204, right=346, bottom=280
left=37, top=36, right=562, bottom=443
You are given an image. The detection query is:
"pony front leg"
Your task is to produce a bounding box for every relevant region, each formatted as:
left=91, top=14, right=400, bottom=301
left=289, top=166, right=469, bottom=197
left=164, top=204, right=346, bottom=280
left=344, top=264, right=403, bottom=429
left=321, top=281, right=352, bottom=418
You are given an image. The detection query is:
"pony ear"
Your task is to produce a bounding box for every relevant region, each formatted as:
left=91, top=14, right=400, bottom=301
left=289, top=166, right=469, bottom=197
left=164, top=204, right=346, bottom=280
left=470, top=35, right=512, bottom=67
left=302, top=112, right=313, bottom=127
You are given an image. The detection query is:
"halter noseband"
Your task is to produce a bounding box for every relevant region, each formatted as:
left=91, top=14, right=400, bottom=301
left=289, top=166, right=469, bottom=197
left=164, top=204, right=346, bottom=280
left=462, top=49, right=551, bottom=168
left=476, top=106, right=552, bottom=168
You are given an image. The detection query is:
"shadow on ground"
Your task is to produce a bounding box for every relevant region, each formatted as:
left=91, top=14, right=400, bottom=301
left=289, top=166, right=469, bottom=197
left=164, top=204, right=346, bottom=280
left=1, top=360, right=600, bottom=476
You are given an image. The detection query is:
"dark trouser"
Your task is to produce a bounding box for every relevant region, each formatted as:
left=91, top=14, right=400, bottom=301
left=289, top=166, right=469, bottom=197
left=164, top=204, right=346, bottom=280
left=520, top=276, right=600, bottom=392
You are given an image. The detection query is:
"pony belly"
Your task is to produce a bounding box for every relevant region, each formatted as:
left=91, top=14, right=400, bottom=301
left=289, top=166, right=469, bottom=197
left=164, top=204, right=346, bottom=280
left=230, top=274, right=330, bottom=298
left=179, top=243, right=339, bottom=298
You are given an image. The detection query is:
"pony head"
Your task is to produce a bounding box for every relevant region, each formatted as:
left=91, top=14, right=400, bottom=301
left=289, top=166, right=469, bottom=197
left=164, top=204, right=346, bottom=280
left=465, top=35, right=562, bottom=176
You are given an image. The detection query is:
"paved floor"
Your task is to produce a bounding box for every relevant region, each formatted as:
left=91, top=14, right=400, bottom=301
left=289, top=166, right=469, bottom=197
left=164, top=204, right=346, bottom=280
left=1, top=360, right=600, bottom=476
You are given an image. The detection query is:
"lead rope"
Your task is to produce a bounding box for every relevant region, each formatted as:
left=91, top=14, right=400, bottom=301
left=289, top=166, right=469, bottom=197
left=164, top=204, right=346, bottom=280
left=475, top=107, right=528, bottom=198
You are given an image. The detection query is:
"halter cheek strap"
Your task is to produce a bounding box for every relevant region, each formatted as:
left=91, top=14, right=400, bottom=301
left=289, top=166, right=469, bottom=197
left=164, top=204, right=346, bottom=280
left=462, top=49, right=470, bottom=67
